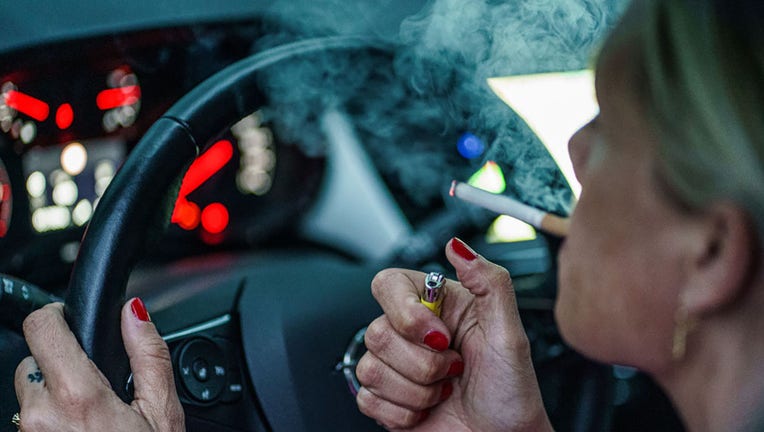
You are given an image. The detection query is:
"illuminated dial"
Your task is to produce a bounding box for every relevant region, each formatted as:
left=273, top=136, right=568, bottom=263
left=98, top=67, right=141, bottom=133
left=170, top=112, right=276, bottom=243
left=0, top=81, right=48, bottom=145
left=0, top=158, right=11, bottom=237
left=1, top=80, right=77, bottom=144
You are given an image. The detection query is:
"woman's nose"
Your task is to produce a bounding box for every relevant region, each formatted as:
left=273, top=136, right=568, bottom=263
left=568, top=120, right=595, bottom=183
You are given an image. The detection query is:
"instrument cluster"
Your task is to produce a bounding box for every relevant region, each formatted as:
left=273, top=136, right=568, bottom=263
left=0, top=24, right=326, bottom=285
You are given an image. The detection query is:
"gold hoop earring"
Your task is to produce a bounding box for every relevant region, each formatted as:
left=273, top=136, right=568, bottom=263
left=672, top=306, right=698, bottom=361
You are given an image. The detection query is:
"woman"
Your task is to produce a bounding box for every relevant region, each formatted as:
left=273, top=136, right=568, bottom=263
left=355, top=0, right=764, bottom=430
left=13, top=0, right=764, bottom=430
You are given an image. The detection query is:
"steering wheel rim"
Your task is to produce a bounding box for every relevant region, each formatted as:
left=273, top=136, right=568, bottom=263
left=63, top=35, right=388, bottom=401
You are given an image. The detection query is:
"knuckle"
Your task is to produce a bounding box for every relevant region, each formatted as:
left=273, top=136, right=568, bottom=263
left=398, top=309, right=421, bottom=334
left=54, top=379, right=97, bottom=409
left=370, top=268, right=399, bottom=298
left=363, top=318, right=393, bottom=354
left=22, top=308, right=54, bottom=338
left=355, top=387, right=380, bottom=417
left=488, top=264, right=512, bottom=288
left=355, top=354, right=383, bottom=387
left=418, top=357, right=442, bottom=384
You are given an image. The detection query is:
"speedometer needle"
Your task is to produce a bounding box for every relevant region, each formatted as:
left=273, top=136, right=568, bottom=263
left=171, top=139, right=233, bottom=229
left=177, top=140, right=234, bottom=199
left=96, top=85, right=141, bottom=110
left=3, top=90, right=50, bottom=121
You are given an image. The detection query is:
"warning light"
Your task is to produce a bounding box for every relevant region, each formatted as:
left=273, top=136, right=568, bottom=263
left=56, top=104, right=74, bottom=129
left=457, top=132, right=485, bottom=159
left=201, top=203, right=228, bottom=234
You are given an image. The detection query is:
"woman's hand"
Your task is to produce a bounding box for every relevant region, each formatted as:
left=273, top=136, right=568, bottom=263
left=356, top=238, right=552, bottom=431
left=14, top=299, right=185, bottom=432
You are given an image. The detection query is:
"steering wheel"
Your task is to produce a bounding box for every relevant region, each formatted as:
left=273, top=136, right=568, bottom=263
left=64, top=36, right=386, bottom=403
left=0, top=35, right=617, bottom=431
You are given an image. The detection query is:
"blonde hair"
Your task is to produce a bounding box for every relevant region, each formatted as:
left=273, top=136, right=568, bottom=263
left=635, top=0, right=764, bottom=236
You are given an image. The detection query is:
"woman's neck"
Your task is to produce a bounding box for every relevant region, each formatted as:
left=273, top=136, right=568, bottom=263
left=654, top=307, right=764, bottom=432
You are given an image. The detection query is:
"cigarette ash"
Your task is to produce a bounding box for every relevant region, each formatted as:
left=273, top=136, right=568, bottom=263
left=252, top=0, right=627, bottom=218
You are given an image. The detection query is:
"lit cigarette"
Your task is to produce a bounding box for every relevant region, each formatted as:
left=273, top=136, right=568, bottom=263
left=449, top=181, right=569, bottom=237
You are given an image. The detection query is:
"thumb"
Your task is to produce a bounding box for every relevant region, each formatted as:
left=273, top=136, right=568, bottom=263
left=445, top=238, right=524, bottom=338
left=121, top=298, right=184, bottom=427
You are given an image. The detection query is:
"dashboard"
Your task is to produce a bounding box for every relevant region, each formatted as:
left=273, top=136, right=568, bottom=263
left=0, top=24, right=326, bottom=289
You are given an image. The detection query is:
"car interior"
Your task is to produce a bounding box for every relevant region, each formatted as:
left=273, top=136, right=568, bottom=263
left=0, top=0, right=686, bottom=430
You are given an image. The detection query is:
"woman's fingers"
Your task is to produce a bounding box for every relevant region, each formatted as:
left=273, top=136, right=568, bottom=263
left=14, top=356, right=45, bottom=404
left=356, top=350, right=454, bottom=411
left=22, top=303, right=99, bottom=391
left=371, top=268, right=452, bottom=351
left=13, top=298, right=184, bottom=432
left=356, top=386, right=431, bottom=430
left=445, top=238, right=527, bottom=348
left=363, top=315, right=463, bottom=385
left=121, top=298, right=185, bottom=431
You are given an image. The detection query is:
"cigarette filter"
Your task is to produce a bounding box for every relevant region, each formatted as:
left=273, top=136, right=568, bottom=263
left=450, top=180, right=569, bottom=237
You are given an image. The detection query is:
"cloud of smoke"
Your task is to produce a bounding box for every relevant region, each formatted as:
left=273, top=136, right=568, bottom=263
left=255, top=0, right=628, bottom=218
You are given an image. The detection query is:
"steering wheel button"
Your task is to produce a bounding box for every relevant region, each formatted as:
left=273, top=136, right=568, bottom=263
left=213, top=365, right=226, bottom=377
left=221, top=382, right=243, bottom=403
left=193, top=358, right=209, bottom=382
left=177, top=338, right=227, bottom=404
left=201, top=388, right=211, bottom=401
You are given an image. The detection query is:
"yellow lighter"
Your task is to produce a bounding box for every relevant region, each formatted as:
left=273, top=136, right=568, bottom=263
left=420, top=272, right=445, bottom=317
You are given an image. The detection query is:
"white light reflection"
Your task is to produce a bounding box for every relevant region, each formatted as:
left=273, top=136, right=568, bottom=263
left=26, top=171, right=46, bottom=198
left=32, top=206, right=70, bottom=232
left=61, top=142, right=88, bottom=176
left=20, top=122, right=36, bottom=144
left=52, top=180, right=78, bottom=206
left=72, top=199, right=93, bottom=226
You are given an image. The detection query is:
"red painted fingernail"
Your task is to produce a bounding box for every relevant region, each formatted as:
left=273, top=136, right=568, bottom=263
left=423, top=330, right=449, bottom=352
left=451, top=237, right=477, bottom=261
left=130, top=297, right=151, bottom=322
left=447, top=360, right=465, bottom=377
left=440, top=381, right=453, bottom=401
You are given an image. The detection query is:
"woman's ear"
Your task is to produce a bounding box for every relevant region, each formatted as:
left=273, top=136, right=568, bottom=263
left=680, top=202, right=757, bottom=315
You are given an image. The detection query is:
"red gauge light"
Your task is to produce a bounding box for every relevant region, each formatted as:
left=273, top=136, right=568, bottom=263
left=171, top=199, right=200, bottom=230
left=201, top=203, right=229, bottom=234
left=55, top=103, right=74, bottom=129
left=171, top=140, right=234, bottom=231
left=177, top=140, right=234, bottom=199
left=4, top=90, right=49, bottom=121
left=96, top=85, right=141, bottom=110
